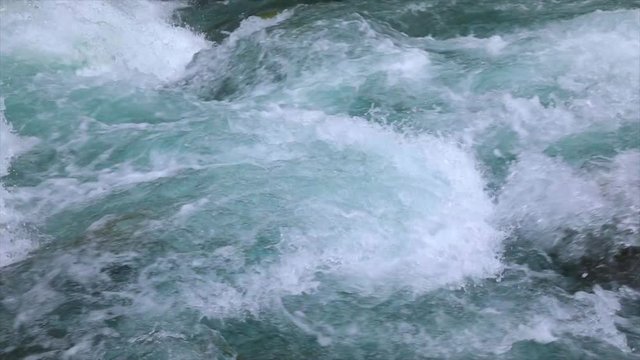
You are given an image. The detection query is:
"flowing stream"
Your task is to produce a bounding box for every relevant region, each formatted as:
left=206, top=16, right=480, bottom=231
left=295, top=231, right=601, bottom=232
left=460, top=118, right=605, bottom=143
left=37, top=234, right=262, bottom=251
left=0, top=1, right=639, bottom=359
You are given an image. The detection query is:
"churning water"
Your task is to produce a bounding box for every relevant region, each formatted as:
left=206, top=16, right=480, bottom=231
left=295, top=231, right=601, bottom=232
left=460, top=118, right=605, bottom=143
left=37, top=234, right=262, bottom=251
left=0, top=0, right=638, bottom=359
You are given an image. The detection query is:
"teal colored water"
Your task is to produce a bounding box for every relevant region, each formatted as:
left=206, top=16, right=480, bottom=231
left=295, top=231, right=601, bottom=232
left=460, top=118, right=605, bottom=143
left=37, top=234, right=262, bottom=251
left=0, top=1, right=639, bottom=359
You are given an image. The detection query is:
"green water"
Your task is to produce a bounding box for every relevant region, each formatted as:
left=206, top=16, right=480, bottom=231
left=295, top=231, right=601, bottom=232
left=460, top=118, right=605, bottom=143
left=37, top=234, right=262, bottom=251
left=0, top=1, right=639, bottom=359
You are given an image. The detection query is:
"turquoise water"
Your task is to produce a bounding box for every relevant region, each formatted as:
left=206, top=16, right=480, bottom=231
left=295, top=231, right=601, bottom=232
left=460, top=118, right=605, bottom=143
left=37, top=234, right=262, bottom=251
left=0, top=1, right=639, bottom=359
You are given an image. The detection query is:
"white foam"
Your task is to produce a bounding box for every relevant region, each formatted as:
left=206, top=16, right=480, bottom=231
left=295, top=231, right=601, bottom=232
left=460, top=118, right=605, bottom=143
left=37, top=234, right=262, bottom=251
left=602, top=151, right=640, bottom=240
left=184, top=12, right=432, bottom=103
left=501, top=286, right=629, bottom=352
left=0, top=98, right=38, bottom=267
left=436, top=10, right=639, bottom=147
left=6, top=151, right=204, bottom=221
left=497, top=149, right=640, bottom=252
left=0, top=0, right=209, bottom=81
left=569, top=286, right=629, bottom=351
left=296, top=284, right=632, bottom=357
left=440, top=34, right=509, bottom=56
left=497, top=154, right=609, bottom=248
left=179, top=107, right=504, bottom=316
left=513, top=286, right=630, bottom=353
left=0, top=100, right=32, bottom=178
left=442, top=10, right=640, bottom=251
left=225, top=10, right=292, bottom=46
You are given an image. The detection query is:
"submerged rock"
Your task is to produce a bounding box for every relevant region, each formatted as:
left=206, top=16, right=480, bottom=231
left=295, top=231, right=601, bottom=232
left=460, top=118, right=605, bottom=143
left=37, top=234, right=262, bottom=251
left=580, top=245, right=639, bottom=288
left=557, top=244, right=640, bottom=290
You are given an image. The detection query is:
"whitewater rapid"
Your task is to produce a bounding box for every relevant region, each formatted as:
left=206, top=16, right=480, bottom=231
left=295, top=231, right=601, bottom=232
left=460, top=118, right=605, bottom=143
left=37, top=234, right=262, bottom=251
left=0, top=1, right=638, bottom=359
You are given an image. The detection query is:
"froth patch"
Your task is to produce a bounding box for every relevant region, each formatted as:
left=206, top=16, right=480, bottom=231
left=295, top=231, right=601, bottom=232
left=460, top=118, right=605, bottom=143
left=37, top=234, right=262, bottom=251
left=0, top=100, right=38, bottom=267
left=498, top=148, right=640, bottom=251
left=0, top=0, right=208, bottom=81
left=225, top=10, right=293, bottom=46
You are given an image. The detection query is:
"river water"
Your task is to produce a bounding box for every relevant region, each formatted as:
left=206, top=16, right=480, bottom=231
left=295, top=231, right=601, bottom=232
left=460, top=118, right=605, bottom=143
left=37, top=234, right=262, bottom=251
left=0, top=1, right=639, bottom=359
